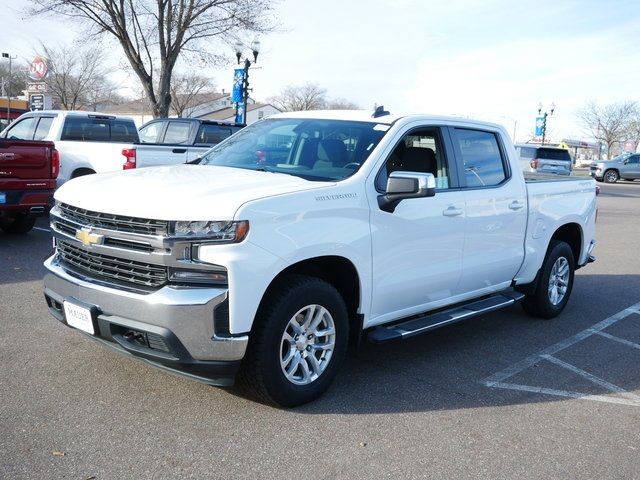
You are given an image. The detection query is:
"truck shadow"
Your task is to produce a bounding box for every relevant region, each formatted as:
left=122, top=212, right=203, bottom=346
left=0, top=217, right=52, bottom=285
left=287, top=274, right=640, bottom=414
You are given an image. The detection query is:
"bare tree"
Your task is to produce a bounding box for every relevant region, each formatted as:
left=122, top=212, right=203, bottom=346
left=326, top=98, right=360, bottom=110
left=29, top=0, right=275, bottom=118
left=0, top=65, right=27, bottom=98
left=40, top=43, right=117, bottom=110
left=268, top=83, right=327, bottom=112
left=170, top=73, right=216, bottom=117
left=577, top=101, right=638, bottom=158
left=626, top=111, right=640, bottom=152
left=268, top=83, right=360, bottom=112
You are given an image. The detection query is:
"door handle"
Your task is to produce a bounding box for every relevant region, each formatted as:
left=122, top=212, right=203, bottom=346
left=442, top=206, right=463, bottom=217
left=172, top=148, right=187, bottom=154
left=509, top=201, right=524, bottom=211
left=0, top=153, right=15, bottom=160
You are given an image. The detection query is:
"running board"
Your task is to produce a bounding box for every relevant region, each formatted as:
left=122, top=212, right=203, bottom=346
left=368, top=291, right=525, bottom=344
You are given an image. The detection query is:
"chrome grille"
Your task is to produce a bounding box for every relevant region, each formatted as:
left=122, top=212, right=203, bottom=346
left=57, top=241, right=167, bottom=290
left=59, top=203, right=169, bottom=236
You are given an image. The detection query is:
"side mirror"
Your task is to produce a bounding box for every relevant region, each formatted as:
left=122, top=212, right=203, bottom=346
left=378, top=171, right=436, bottom=213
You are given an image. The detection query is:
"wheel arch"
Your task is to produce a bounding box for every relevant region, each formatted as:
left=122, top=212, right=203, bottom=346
left=255, top=255, right=362, bottom=344
left=550, top=222, right=583, bottom=265
left=71, top=167, right=96, bottom=179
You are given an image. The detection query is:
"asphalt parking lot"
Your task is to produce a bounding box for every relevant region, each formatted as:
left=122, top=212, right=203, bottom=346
left=1, top=181, right=639, bottom=479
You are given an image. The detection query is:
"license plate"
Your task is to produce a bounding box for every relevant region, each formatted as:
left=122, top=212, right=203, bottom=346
left=63, top=301, right=95, bottom=335
left=0, top=193, right=5, bottom=204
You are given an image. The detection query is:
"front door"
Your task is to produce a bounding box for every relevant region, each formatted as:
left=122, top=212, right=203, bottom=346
left=368, top=125, right=466, bottom=326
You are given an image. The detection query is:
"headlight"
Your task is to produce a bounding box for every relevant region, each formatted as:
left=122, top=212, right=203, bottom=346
left=169, top=220, right=249, bottom=243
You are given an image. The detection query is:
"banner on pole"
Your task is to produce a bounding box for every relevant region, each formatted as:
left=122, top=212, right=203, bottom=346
left=232, top=68, right=245, bottom=103
left=534, top=116, right=545, bottom=137
left=235, top=102, right=245, bottom=124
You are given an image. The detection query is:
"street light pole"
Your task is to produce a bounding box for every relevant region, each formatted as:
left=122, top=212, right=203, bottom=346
left=233, top=39, right=261, bottom=124
left=537, top=101, right=555, bottom=145
left=2, top=52, right=17, bottom=125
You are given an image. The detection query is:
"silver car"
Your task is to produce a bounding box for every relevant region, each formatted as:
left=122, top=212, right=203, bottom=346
left=590, top=153, right=640, bottom=183
left=515, top=144, right=573, bottom=176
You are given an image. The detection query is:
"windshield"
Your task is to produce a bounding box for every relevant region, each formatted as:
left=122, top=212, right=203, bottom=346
left=198, top=118, right=388, bottom=181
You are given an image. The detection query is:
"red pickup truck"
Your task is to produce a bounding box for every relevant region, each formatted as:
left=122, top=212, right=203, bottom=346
left=0, top=138, right=59, bottom=234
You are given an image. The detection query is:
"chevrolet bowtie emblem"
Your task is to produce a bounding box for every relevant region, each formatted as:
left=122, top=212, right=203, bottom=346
left=75, top=228, right=104, bottom=246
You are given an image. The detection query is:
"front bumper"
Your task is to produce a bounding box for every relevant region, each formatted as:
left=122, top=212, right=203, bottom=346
left=43, top=255, right=248, bottom=386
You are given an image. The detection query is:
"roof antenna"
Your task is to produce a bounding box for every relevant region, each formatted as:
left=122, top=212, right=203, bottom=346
left=372, top=105, right=390, bottom=118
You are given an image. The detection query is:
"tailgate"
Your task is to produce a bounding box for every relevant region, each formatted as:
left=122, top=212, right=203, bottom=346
left=0, top=139, right=53, bottom=180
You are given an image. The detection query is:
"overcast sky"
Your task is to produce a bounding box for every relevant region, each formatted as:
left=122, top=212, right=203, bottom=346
left=2, top=0, right=639, bottom=141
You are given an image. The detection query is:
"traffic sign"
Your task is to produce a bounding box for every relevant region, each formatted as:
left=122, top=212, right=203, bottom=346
left=30, top=94, right=45, bottom=111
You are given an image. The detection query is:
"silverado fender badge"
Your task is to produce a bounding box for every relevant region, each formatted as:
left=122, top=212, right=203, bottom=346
left=315, top=193, right=358, bottom=202
left=76, top=228, right=104, bottom=246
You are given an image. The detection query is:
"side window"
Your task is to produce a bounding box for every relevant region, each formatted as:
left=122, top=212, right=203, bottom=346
left=376, top=128, right=451, bottom=191
left=452, top=128, right=507, bottom=188
left=139, top=122, right=163, bottom=143
left=627, top=155, right=639, bottom=164
left=61, top=117, right=110, bottom=141
left=33, top=117, right=54, bottom=140
left=5, top=117, right=37, bottom=140
left=195, top=124, right=232, bottom=145
left=162, top=122, right=191, bottom=144
left=111, top=120, right=139, bottom=142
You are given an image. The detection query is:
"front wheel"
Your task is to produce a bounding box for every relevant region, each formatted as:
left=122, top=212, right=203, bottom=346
left=522, top=240, right=575, bottom=319
left=604, top=169, right=619, bottom=183
left=237, top=275, right=349, bottom=407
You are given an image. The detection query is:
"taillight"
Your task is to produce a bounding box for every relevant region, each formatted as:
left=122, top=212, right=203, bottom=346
left=51, top=148, right=60, bottom=178
left=122, top=148, right=136, bottom=169
left=530, top=158, right=539, bottom=169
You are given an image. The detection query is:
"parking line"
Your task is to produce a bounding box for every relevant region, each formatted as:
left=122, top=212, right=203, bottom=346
left=487, top=382, right=640, bottom=407
left=481, top=301, right=640, bottom=406
left=33, top=227, right=51, bottom=233
left=594, top=331, right=640, bottom=351
left=541, top=354, right=640, bottom=403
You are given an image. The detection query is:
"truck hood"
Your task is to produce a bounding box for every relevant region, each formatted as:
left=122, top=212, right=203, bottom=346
left=54, top=165, right=332, bottom=220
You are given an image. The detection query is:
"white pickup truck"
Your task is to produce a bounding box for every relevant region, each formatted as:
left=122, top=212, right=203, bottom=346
left=0, top=111, right=140, bottom=185
left=43, top=109, right=597, bottom=407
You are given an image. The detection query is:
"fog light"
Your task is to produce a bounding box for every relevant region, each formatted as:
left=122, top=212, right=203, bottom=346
left=169, top=267, right=228, bottom=285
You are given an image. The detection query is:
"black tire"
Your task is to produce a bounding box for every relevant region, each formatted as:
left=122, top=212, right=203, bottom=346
left=237, top=274, right=349, bottom=407
left=522, top=240, right=575, bottom=319
left=71, top=168, right=95, bottom=179
left=603, top=169, right=619, bottom=183
left=0, top=214, right=37, bottom=234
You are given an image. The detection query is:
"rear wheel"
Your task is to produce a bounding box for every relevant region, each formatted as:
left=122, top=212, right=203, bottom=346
left=522, top=240, right=575, bottom=319
left=604, top=169, right=619, bottom=183
left=71, top=168, right=95, bottom=179
left=0, top=213, right=37, bottom=234
left=238, top=274, right=348, bottom=407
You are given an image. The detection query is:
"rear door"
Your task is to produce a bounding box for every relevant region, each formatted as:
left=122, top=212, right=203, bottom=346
left=536, top=148, right=572, bottom=175
left=137, top=120, right=191, bottom=167
left=449, top=127, right=527, bottom=295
